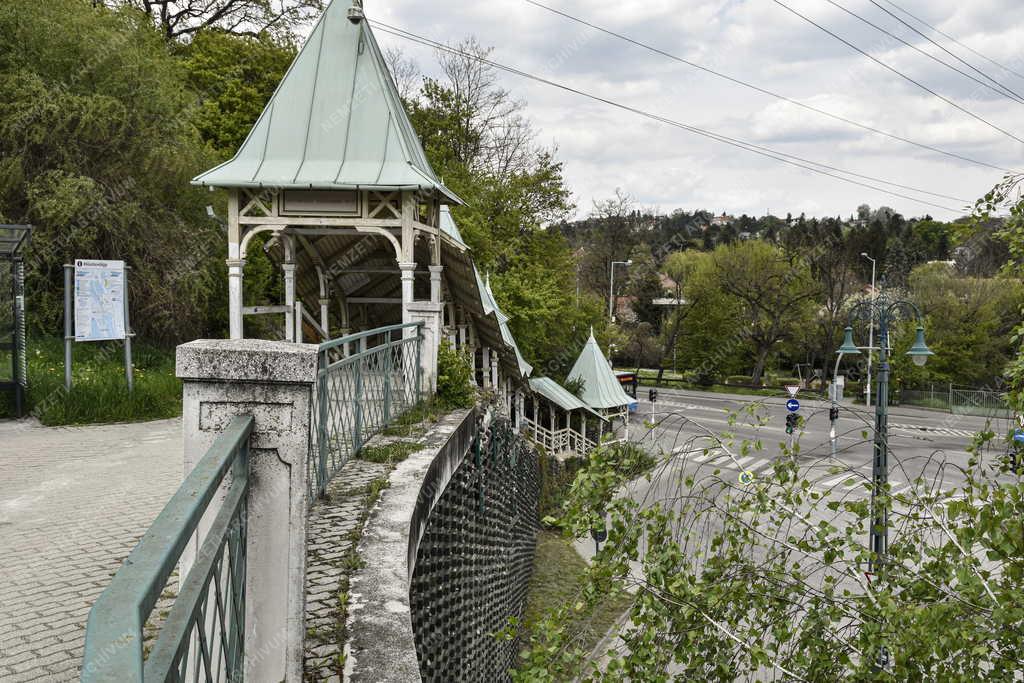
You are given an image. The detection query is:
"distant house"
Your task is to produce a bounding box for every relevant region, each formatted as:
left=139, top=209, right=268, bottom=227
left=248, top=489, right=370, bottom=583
left=711, top=212, right=734, bottom=227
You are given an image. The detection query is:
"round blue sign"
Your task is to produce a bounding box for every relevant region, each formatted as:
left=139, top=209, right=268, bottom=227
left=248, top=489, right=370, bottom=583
left=1013, top=429, right=1024, bottom=444
left=786, top=399, right=800, bottom=412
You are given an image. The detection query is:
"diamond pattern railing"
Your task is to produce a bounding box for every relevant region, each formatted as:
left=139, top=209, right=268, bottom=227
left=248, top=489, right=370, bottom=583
left=81, top=415, right=254, bottom=682
left=309, top=323, right=423, bottom=498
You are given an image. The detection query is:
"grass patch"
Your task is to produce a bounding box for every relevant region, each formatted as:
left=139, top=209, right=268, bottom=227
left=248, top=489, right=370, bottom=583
left=518, top=531, right=633, bottom=658
left=358, top=440, right=421, bottom=464
left=381, top=399, right=447, bottom=437
left=0, top=336, right=181, bottom=425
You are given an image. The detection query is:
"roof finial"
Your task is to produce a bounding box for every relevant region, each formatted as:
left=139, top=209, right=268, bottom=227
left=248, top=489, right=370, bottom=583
left=589, top=325, right=594, bottom=338
left=348, top=0, right=364, bottom=24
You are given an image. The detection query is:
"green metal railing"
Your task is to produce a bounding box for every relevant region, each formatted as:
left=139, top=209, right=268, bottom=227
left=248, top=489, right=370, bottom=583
left=310, top=322, right=423, bottom=498
left=81, top=415, right=254, bottom=682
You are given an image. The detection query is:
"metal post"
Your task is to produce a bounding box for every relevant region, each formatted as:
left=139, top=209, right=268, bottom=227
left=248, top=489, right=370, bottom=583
left=415, top=326, right=423, bottom=403
left=830, top=351, right=845, bottom=458
left=123, top=267, right=134, bottom=393
left=382, top=331, right=393, bottom=424
left=353, top=337, right=365, bottom=450
left=865, top=255, right=876, bottom=409
left=63, top=264, right=73, bottom=392
left=869, top=313, right=890, bottom=572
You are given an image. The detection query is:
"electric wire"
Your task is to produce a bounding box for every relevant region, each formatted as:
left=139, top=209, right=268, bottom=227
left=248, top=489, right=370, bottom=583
left=879, top=0, right=1024, bottom=82
left=371, top=20, right=968, bottom=213
left=772, top=0, right=1024, bottom=146
left=865, top=0, right=1024, bottom=102
left=819, top=0, right=1024, bottom=104
left=523, top=0, right=1016, bottom=173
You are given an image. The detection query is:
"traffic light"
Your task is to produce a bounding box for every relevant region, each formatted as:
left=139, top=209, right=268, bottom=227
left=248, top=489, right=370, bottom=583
left=649, top=388, right=658, bottom=403
left=829, top=406, right=840, bottom=421
left=785, top=413, right=797, bottom=435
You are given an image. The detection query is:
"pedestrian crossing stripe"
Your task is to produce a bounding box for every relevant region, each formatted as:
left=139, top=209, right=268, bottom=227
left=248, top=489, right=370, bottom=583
left=889, top=423, right=975, bottom=438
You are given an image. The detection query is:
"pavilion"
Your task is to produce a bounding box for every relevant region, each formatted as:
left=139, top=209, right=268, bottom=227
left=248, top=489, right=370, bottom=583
left=190, top=0, right=530, bottom=404
left=567, top=331, right=638, bottom=442
left=524, top=376, right=606, bottom=459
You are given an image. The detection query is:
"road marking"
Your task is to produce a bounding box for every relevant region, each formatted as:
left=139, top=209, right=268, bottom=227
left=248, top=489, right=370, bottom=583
left=734, top=456, right=756, bottom=469
left=749, top=458, right=772, bottom=473
left=818, top=474, right=859, bottom=489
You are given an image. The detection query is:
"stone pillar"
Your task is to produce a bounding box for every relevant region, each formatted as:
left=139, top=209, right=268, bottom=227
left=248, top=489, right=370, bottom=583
left=490, top=353, right=499, bottom=391
left=429, top=265, right=443, bottom=305
left=176, top=339, right=317, bottom=683
left=399, top=261, right=417, bottom=329
left=481, top=347, right=491, bottom=389
left=458, top=324, right=468, bottom=349
left=406, top=302, right=442, bottom=395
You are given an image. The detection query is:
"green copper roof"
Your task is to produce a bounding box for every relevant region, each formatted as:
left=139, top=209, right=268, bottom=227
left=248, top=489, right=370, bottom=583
left=568, top=332, right=636, bottom=410
left=192, top=3, right=460, bottom=202
left=529, top=377, right=605, bottom=420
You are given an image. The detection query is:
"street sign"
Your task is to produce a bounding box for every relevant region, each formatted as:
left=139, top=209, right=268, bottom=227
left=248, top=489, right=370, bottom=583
left=785, top=385, right=800, bottom=397
left=738, top=470, right=755, bottom=485
left=786, top=398, right=800, bottom=412
left=1013, top=429, right=1024, bottom=444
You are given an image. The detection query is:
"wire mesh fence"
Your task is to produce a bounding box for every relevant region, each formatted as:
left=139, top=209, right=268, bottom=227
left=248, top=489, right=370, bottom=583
left=309, top=323, right=423, bottom=499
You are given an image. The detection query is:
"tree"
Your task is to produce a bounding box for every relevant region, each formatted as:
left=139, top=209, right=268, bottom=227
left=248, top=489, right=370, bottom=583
left=0, top=0, right=223, bottom=343
left=180, top=30, right=296, bottom=155
left=403, top=36, right=583, bottom=371
left=516, top=409, right=1024, bottom=681
left=102, top=0, right=324, bottom=40
left=709, top=241, right=818, bottom=383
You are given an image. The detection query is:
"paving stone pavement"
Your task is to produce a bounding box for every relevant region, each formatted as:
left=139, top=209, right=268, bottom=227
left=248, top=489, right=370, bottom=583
left=0, top=418, right=183, bottom=682
left=303, top=457, right=391, bottom=682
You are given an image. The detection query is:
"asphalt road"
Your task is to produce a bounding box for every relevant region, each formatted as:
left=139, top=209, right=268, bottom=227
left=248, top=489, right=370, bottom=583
left=634, top=386, right=1014, bottom=500
left=574, top=388, right=1017, bottom=677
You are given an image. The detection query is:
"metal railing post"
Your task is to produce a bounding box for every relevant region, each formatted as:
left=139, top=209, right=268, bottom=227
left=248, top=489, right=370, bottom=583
left=353, top=337, right=366, bottom=451
left=383, top=331, right=393, bottom=424
left=415, top=325, right=423, bottom=403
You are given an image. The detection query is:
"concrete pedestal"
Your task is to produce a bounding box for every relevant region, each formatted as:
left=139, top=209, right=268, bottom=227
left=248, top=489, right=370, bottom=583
left=176, top=339, right=318, bottom=682
left=406, top=302, right=442, bottom=396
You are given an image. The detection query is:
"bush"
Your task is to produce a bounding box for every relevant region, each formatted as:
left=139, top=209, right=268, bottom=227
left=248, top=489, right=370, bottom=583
left=725, top=374, right=752, bottom=385
left=436, top=341, right=475, bottom=409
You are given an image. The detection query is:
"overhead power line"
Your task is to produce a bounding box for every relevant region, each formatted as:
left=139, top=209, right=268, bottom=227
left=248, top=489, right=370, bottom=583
left=865, top=0, right=1024, bottom=103
left=772, top=0, right=1024, bottom=146
left=523, top=0, right=1013, bottom=174
left=879, top=0, right=1024, bottom=82
left=819, top=0, right=1024, bottom=104
left=370, top=20, right=970, bottom=214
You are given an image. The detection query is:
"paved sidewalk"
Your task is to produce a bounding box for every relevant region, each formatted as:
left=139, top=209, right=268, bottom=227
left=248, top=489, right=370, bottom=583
left=0, top=418, right=182, bottom=682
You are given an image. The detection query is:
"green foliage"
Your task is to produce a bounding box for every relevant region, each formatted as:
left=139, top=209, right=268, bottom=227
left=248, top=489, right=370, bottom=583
left=0, top=337, right=181, bottom=424
left=436, top=340, right=475, bottom=409
left=890, top=262, right=1022, bottom=387
left=180, top=30, right=296, bottom=156
left=520, top=408, right=1024, bottom=680
left=0, top=0, right=224, bottom=345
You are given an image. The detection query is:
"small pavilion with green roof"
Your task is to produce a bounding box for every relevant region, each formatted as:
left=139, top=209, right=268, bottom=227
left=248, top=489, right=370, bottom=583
left=567, top=330, right=637, bottom=442
left=190, top=0, right=530, bottom=400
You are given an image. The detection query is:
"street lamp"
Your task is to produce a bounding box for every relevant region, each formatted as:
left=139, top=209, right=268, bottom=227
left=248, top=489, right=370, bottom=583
left=861, top=252, right=877, bottom=408
left=608, top=260, right=632, bottom=321
left=836, top=293, right=933, bottom=572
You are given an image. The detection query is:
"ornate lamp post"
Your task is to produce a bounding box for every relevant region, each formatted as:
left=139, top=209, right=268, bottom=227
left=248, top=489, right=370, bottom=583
left=835, top=292, right=933, bottom=571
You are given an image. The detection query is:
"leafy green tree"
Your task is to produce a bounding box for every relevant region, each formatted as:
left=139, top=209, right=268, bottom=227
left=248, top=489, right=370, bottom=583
left=401, top=41, right=586, bottom=371
left=180, top=30, right=296, bottom=156
left=890, top=263, right=1022, bottom=387
left=709, top=241, right=818, bottom=383
left=0, top=0, right=222, bottom=344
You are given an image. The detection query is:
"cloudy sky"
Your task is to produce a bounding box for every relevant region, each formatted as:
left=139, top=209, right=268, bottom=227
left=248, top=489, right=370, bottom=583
left=361, top=0, right=1023, bottom=220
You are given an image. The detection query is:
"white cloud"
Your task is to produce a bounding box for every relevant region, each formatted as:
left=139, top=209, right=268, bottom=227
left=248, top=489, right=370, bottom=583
left=368, top=0, right=1024, bottom=220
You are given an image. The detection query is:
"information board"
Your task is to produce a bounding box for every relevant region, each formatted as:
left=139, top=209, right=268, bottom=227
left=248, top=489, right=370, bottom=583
left=74, top=259, right=126, bottom=342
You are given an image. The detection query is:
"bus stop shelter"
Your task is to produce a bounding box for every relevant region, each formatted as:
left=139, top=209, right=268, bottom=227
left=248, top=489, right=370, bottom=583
left=0, top=225, right=30, bottom=417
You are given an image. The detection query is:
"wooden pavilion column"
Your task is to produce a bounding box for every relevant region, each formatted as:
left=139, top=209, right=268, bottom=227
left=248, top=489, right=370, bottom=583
left=282, top=234, right=297, bottom=343
left=227, top=190, right=245, bottom=339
